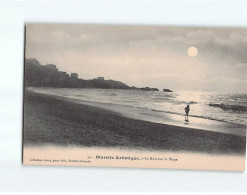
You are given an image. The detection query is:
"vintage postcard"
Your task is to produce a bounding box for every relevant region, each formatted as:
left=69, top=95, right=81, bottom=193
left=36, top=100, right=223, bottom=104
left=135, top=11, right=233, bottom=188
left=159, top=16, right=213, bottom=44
left=23, top=24, right=246, bottom=171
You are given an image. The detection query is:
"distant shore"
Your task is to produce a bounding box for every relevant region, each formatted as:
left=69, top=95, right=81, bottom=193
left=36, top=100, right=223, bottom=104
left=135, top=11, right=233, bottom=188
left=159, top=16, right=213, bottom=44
left=23, top=91, right=246, bottom=155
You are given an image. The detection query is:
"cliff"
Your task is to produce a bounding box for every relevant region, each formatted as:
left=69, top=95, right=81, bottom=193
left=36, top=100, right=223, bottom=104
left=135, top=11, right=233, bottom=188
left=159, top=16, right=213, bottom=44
left=24, top=58, right=171, bottom=92
left=24, top=59, right=130, bottom=89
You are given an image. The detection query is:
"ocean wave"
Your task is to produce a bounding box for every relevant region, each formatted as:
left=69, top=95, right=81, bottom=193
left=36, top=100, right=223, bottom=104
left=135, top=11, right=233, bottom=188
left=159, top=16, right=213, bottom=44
left=145, top=108, right=245, bottom=125
left=188, top=101, right=197, bottom=104
left=29, top=88, right=246, bottom=126
left=209, top=103, right=247, bottom=112
left=103, top=93, right=118, bottom=96
left=75, top=94, right=86, bottom=97
left=175, top=101, right=198, bottom=105
left=153, top=97, right=171, bottom=101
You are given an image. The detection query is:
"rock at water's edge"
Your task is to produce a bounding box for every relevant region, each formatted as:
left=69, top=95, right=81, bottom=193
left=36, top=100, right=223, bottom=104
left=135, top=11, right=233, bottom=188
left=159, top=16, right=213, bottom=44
left=163, top=89, right=173, bottom=92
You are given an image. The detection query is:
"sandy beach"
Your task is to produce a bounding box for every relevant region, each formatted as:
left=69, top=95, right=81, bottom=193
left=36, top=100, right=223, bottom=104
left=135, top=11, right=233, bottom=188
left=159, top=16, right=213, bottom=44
left=23, top=91, right=246, bottom=155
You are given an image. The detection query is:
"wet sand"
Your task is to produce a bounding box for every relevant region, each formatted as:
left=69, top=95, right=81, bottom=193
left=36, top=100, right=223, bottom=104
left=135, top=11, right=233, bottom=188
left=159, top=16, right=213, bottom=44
left=23, top=91, right=246, bottom=155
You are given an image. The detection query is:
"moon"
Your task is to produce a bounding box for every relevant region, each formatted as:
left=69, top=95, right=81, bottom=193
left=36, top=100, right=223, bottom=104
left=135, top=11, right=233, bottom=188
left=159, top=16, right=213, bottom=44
left=188, top=46, right=198, bottom=57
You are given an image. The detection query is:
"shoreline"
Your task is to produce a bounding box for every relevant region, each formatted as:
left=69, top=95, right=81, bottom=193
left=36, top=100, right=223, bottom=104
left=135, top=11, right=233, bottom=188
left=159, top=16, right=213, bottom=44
left=26, top=87, right=246, bottom=136
left=63, top=97, right=246, bottom=137
left=23, top=91, right=246, bottom=155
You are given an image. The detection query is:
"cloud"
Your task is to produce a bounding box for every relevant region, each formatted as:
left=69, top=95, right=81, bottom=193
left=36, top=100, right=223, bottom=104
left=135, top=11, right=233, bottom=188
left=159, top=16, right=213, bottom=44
left=79, top=34, right=93, bottom=41
left=52, top=31, right=70, bottom=41
left=25, top=24, right=247, bottom=93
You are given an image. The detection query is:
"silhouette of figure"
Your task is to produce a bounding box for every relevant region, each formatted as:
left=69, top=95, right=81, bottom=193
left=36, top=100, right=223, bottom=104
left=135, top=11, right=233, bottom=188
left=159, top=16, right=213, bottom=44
left=184, top=105, right=190, bottom=121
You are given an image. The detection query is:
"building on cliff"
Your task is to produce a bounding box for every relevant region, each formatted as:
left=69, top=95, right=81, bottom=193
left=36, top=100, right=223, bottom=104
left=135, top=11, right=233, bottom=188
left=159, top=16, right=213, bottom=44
left=97, top=77, right=104, bottom=81
left=46, top=64, right=58, bottom=72
left=71, top=73, right=78, bottom=79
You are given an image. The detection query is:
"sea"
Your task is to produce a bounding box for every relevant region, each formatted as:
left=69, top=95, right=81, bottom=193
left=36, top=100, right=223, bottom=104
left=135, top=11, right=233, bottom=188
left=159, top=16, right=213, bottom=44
left=28, top=87, right=247, bottom=127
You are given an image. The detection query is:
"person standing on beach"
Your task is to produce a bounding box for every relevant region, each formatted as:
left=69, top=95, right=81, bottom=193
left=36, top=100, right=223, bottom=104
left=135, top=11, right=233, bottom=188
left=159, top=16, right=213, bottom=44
left=184, top=105, right=190, bottom=121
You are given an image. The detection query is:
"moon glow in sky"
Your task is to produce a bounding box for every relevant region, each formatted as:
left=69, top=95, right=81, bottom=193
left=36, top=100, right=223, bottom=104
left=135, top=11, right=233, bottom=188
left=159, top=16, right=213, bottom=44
left=188, top=46, right=198, bottom=57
